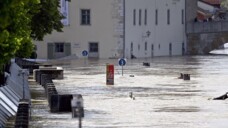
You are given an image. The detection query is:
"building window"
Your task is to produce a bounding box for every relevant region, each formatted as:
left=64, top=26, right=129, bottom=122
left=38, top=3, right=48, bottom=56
left=133, top=9, right=136, bottom=26
left=139, top=9, right=141, bottom=26
left=169, top=43, right=172, bottom=56
left=131, top=42, right=133, bottom=52
left=182, top=42, right=185, bottom=55
left=81, top=9, right=90, bottom=25
left=138, top=44, right=140, bottom=51
left=182, top=9, right=184, bottom=24
left=158, top=44, right=160, bottom=50
left=89, top=43, right=98, bottom=52
left=167, top=9, right=170, bottom=25
left=55, top=43, right=64, bottom=53
left=155, top=9, right=158, bottom=25
left=145, top=42, right=147, bottom=51
left=144, top=9, right=147, bottom=25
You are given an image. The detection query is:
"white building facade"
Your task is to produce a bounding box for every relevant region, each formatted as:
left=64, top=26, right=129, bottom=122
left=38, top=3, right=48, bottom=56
left=125, top=0, right=186, bottom=58
left=35, top=0, right=186, bottom=59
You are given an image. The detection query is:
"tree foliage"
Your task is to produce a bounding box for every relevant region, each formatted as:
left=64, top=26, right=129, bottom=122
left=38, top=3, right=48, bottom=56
left=31, top=0, right=64, bottom=41
left=0, top=0, right=38, bottom=71
left=221, top=0, right=228, bottom=9
left=0, top=0, right=64, bottom=72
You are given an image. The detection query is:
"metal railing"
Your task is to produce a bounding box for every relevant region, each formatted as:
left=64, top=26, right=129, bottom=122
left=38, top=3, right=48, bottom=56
left=186, top=21, right=228, bottom=34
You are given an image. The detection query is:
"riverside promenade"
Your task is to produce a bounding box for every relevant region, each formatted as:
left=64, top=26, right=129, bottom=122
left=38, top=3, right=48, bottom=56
left=4, top=59, right=67, bottom=128
left=28, top=56, right=228, bottom=128
left=5, top=56, right=228, bottom=128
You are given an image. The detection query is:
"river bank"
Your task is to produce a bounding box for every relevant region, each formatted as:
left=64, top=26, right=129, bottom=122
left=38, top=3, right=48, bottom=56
left=27, top=56, right=228, bottom=128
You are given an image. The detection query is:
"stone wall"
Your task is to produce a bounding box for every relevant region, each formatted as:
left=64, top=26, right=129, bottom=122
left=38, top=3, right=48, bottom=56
left=185, top=0, right=197, bottom=23
left=187, top=32, right=228, bottom=55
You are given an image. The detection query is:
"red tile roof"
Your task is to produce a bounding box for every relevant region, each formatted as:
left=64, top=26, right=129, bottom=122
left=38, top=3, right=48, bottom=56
left=201, top=0, right=221, bottom=5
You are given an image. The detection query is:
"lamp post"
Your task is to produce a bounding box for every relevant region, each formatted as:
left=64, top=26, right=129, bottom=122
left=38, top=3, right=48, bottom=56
left=123, top=0, right=126, bottom=58
left=141, top=31, right=151, bottom=59
left=18, top=69, right=27, bottom=99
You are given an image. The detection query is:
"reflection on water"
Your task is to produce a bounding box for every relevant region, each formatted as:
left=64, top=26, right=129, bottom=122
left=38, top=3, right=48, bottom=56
left=30, top=56, right=228, bottom=128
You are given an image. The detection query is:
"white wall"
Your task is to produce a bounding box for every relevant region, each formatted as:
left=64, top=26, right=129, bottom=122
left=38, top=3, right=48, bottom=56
left=35, top=0, right=123, bottom=59
left=35, top=0, right=186, bottom=59
left=125, top=0, right=186, bottom=58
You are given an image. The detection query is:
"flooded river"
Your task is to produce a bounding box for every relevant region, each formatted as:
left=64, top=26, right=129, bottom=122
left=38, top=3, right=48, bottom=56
left=30, top=55, right=228, bottom=128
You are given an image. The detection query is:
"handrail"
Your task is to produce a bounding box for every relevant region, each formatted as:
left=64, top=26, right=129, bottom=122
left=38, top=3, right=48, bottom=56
left=186, top=21, right=228, bottom=34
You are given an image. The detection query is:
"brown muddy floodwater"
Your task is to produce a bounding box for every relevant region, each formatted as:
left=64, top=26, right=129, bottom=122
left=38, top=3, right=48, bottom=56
left=30, top=56, right=228, bottom=128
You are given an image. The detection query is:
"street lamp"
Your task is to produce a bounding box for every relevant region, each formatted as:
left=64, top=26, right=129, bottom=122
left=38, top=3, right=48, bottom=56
left=146, top=31, right=151, bottom=38
left=18, top=69, right=28, bottom=99
left=123, top=0, right=126, bottom=58
left=142, top=30, right=151, bottom=38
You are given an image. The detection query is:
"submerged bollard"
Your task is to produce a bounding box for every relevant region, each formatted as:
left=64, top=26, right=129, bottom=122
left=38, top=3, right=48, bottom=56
left=50, top=94, right=73, bottom=112
left=71, top=94, right=84, bottom=128
left=178, top=73, right=183, bottom=79
left=143, top=62, right=150, bottom=67
left=71, top=94, right=84, bottom=118
left=213, top=92, right=228, bottom=100
left=183, top=74, right=190, bottom=80
left=15, top=99, right=30, bottom=128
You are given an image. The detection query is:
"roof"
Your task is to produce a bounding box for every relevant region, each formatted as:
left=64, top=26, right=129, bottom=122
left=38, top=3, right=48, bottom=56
left=200, top=0, right=221, bottom=7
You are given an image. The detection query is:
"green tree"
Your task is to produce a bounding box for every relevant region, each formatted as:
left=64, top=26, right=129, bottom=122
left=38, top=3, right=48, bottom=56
left=30, top=0, right=64, bottom=41
left=0, top=0, right=39, bottom=71
left=221, top=0, right=228, bottom=9
left=0, top=0, right=64, bottom=72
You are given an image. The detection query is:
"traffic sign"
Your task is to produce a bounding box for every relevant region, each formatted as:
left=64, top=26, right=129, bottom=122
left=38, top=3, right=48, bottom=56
left=82, top=50, right=88, bottom=56
left=118, top=58, right=126, bottom=66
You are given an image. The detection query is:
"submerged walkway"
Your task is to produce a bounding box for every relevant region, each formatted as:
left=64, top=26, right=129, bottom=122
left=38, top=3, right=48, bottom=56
left=5, top=77, right=48, bottom=128
left=28, top=77, right=49, bottom=128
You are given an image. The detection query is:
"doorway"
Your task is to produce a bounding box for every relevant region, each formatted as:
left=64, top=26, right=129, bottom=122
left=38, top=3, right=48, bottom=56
left=88, top=42, right=99, bottom=58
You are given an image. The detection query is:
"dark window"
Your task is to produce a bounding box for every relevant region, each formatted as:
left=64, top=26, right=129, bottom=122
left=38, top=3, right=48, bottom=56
left=144, top=9, right=147, bottom=25
left=155, top=9, right=158, bottom=25
left=169, top=43, right=172, bottom=51
left=158, top=44, right=160, bottom=50
left=55, top=43, right=64, bottom=53
left=169, top=43, right=172, bottom=56
left=89, top=43, right=98, bottom=52
left=81, top=9, right=90, bottom=25
left=139, top=9, right=141, bottom=26
left=182, top=42, right=185, bottom=55
left=182, top=9, right=184, bottom=24
left=131, top=42, right=133, bottom=52
left=167, top=9, right=170, bottom=25
left=145, top=42, right=147, bottom=51
left=133, top=9, right=136, bottom=26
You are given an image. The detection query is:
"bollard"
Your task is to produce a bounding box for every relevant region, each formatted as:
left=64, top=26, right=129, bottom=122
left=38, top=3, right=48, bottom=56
left=71, top=94, right=84, bottom=128
left=178, top=73, right=183, bottom=79
left=143, top=62, right=150, bottom=67
left=15, top=100, right=29, bottom=128
left=47, top=87, right=58, bottom=104
left=45, top=83, right=55, bottom=97
left=50, top=94, right=73, bottom=112
left=71, top=94, right=84, bottom=118
left=40, top=74, right=48, bottom=87
left=49, top=94, right=59, bottom=112
left=106, top=64, right=114, bottom=85
left=183, top=74, right=190, bottom=80
left=213, top=92, right=228, bottom=100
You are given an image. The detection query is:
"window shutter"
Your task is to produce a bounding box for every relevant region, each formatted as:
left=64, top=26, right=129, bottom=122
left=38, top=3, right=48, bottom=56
left=48, top=43, right=54, bottom=59
left=64, top=43, right=71, bottom=56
